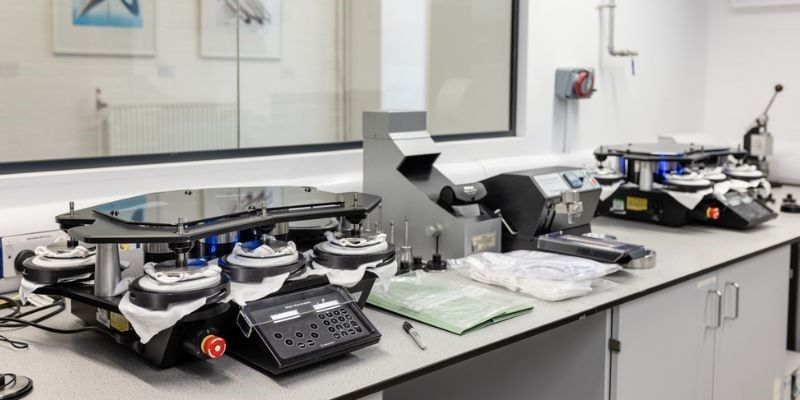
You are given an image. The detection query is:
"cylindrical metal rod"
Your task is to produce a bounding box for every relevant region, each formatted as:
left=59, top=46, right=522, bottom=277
left=95, top=244, right=121, bottom=297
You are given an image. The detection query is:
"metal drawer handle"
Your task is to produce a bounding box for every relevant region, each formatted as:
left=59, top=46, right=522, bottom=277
left=724, top=282, right=740, bottom=320
left=706, top=290, right=723, bottom=329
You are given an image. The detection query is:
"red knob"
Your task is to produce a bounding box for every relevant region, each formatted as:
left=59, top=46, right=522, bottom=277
left=706, top=207, right=721, bottom=221
left=200, top=335, right=226, bottom=359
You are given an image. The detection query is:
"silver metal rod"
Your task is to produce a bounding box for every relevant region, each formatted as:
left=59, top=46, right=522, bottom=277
left=389, top=221, right=395, bottom=244
left=95, top=244, right=121, bottom=297
left=404, top=217, right=409, bottom=247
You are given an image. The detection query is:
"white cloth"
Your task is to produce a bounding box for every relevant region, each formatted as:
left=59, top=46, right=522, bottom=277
left=226, top=242, right=299, bottom=267
left=321, top=232, right=389, bottom=255
left=18, top=274, right=92, bottom=304
left=662, top=187, right=714, bottom=210
left=223, top=273, right=291, bottom=306
left=118, top=292, right=207, bottom=344
left=599, top=180, right=623, bottom=201
left=468, top=267, right=596, bottom=302
left=143, top=263, right=221, bottom=284
left=302, top=259, right=398, bottom=290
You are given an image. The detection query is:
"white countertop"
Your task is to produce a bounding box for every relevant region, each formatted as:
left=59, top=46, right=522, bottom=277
left=3, top=188, right=800, bottom=400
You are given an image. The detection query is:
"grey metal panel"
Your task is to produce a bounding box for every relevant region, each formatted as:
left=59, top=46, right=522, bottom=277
left=362, top=110, right=427, bottom=139
left=714, top=246, right=789, bottom=400
left=612, top=273, right=717, bottom=400
left=383, top=311, right=609, bottom=400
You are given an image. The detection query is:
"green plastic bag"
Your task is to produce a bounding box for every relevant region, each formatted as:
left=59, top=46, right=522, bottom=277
left=367, top=271, right=534, bottom=334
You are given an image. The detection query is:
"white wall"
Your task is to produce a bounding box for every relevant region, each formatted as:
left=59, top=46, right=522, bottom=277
left=702, top=0, right=800, bottom=182
left=0, top=0, right=715, bottom=237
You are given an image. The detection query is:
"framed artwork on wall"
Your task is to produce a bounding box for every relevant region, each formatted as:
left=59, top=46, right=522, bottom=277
left=200, top=0, right=282, bottom=60
left=52, top=0, right=157, bottom=56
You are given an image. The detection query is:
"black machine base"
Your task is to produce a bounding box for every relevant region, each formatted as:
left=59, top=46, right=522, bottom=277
left=33, top=274, right=377, bottom=370
left=597, top=187, right=777, bottom=229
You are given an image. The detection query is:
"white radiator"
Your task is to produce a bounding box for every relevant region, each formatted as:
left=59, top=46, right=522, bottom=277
left=99, top=102, right=238, bottom=156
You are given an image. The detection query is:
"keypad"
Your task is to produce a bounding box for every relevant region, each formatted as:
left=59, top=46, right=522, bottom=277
left=262, top=306, right=371, bottom=360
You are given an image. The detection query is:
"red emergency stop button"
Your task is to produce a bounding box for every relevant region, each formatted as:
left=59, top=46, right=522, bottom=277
left=706, top=207, right=721, bottom=221
left=201, top=335, right=226, bottom=359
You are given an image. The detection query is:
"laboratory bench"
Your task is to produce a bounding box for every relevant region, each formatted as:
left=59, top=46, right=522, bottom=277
left=3, top=187, right=800, bottom=400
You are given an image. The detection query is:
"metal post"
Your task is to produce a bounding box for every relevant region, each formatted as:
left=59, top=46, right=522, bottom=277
left=95, top=244, right=121, bottom=297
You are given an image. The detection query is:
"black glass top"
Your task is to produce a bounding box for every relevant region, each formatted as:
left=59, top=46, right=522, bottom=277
left=595, top=143, right=743, bottom=161
left=92, top=187, right=350, bottom=227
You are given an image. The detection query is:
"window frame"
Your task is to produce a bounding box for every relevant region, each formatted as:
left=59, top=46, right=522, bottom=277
left=0, top=0, right=520, bottom=175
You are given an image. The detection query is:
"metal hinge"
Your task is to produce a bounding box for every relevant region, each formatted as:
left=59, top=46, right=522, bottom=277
left=609, top=338, right=621, bottom=353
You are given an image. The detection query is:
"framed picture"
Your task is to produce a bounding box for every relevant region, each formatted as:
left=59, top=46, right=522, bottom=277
left=52, top=0, right=156, bottom=56
left=200, top=0, right=282, bottom=60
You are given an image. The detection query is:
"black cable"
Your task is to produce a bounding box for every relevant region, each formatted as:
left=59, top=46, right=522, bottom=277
left=0, top=317, right=100, bottom=335
left=0, top=334, right=28, bottom=350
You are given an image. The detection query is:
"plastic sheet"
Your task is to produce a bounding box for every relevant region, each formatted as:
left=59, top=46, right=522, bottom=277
left=367, top=271, right=534, bottom=334
left=449, top=251, right=620, bottom=301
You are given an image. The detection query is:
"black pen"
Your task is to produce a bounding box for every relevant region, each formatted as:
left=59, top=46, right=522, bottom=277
left=403, top=321, right=427, bottom=350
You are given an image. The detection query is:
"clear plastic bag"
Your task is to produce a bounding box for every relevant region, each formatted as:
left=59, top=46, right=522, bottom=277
left=449, top=251, right=620, bottom=302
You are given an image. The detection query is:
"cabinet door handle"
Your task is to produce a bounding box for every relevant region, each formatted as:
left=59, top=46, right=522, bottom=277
left=724, top=282, right=741, bottom=320
left=706, top=290, right=723, bottom=329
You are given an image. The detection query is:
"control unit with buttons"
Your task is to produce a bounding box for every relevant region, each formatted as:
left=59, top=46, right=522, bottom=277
left=230, top=284, right=381, bottom=374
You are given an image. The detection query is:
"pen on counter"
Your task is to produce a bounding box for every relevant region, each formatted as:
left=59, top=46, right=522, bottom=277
left=403, top=321, right=427, bottom=350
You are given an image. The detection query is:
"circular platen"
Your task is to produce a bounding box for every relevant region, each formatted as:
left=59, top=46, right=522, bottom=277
left=0, top=375, right=33, bottom=400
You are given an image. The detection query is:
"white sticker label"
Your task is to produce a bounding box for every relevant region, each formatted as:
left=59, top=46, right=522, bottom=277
left=471, top=232, right=497, bottom=252
left=96, top=309, right=110, bottom=328
left=533, top=173, right=570, bottom=198
left=313, top=300, right=340, bottom=311
left=697, top=277, right=717, bottom=288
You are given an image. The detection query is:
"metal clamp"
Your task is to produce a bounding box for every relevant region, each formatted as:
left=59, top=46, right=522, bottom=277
left=723, top=282, right=741, bottom=320
left=706, top=290, right=723, bottom=329
left=493, top=209, right=518, bottom=236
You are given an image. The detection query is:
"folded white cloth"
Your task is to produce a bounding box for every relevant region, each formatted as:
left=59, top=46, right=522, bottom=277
left=320, top=232, right=389, bottom=255
left=224, top=273, right=291, bottom=306
left=226, top=242, right=299, bottom=267
left=118, top=293, right=207, bottom=344
left=18, top=274, right=92, bottom=304
left=661, top=187, right=714, bottom=210
left=143, top=263, right=221, bottom=284
left=304, top=259, right=398, bottom=290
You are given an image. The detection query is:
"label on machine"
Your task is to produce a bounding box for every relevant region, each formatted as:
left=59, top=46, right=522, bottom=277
left=626, top=196, right=648, bottom=212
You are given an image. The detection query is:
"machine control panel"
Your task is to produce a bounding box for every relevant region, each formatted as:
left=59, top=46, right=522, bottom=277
left=533, top=169, right=600, bottom=198
left=236, top=284, right=381, bottom=374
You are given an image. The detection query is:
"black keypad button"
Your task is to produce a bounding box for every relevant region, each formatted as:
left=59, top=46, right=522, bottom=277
left=355, top=327, right=363, bottom=333
left=328, top=327, right=336, bottom=333
left=298, top=342, right=306, bottom=349
left=344, top=323, right=351, bottom=329
left=318, top=314, right=325, bottom=320
left=348, top=329, right=356, bottom=335
left=333, top=333, right=341, bottom=339
left=274, top=332, right=283, bottom=339
left=333, top=310, right=340, bottom=316
left=307, top=339, right=315, bottom=346
left=323, top=320, right=331, bottom=326
left=335, top=324, right=343, bottom=330
left=338, top=316, right=345, bottom=322
left=345, top=314, right=352, bottom=320
left=295, top=332, right=304, bottom=338
left=310, top=323, right=318, bottom=330
left=325, top=312, right=333, bottom=317
left=341, top=331, right=349, bottom=337
left=339, top=307, right=347, bottom=313
left=285, top=339, right=293, bottom=346
left=311, top=332, right=319, bottom=338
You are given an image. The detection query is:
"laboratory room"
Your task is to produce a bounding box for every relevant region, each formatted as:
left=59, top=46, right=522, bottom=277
left=2, top=0, right=800, bottom=399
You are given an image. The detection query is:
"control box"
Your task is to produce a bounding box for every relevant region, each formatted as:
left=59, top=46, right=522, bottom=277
left=555, top=68, right=596, bottom=99
left=231, top=284, right=381, bottom=374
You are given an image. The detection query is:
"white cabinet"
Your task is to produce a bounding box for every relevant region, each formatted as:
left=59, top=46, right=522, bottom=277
left=610, top=246, right=789, bottom=400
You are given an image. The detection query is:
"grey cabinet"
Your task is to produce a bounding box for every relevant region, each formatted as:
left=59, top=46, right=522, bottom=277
left=610, top=246, right=789, bottom=400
